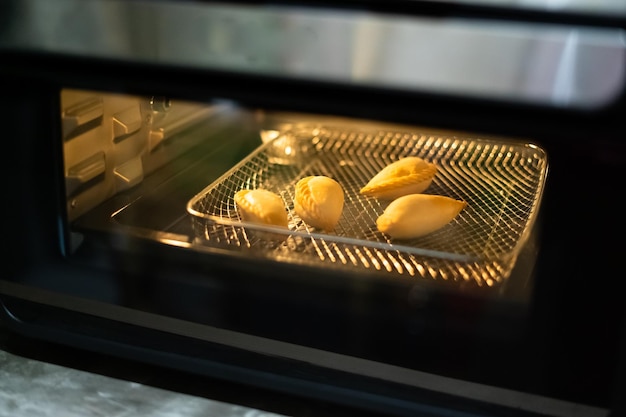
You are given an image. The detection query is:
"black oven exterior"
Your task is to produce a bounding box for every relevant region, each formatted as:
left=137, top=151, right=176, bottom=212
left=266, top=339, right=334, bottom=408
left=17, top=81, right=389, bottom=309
left=1, top=1, right=626, bottom=417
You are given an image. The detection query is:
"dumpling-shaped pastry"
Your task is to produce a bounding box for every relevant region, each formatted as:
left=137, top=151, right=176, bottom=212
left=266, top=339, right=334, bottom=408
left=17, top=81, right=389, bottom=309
left=360, top=157, right=437, bottom=200
left=376, top=194, right=466, bottom=239
left=294, top=176, right=344, bottom=231
left=234, top=189, right=288, bottom=228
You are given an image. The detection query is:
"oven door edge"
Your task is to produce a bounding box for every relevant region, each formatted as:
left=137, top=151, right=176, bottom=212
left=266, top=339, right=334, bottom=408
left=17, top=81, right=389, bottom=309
left=0, top=281, right=611, bottom=417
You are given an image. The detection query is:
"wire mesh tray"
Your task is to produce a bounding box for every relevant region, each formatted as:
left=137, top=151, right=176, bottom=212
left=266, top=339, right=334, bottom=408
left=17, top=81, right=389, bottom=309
left=187, top=126, right=548, bottom=287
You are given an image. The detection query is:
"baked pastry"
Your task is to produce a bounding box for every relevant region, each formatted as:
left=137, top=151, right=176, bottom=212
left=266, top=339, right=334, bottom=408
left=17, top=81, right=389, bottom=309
left=376, top=194, right=466, bottom=239
left=294, top=176, right=344, bottom=231
left=234, top=189, right=288, bottom=228
left=360, top=157, right=437, bottom=200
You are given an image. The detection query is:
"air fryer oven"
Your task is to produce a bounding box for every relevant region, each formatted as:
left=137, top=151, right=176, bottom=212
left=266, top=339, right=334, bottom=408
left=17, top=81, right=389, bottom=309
left=1, top=0, right=626, bottom=416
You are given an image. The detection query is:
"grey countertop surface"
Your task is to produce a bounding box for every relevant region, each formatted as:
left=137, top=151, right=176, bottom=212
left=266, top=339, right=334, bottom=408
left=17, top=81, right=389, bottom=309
left=0, top=348, right=286, bottom=417
left=0, top=311, right=384, bottom=417
left=0, top=312, right=294, bottom=417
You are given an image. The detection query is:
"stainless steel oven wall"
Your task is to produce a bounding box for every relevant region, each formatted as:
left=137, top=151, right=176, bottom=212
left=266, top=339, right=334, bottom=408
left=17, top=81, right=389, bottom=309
left=62, top=89, right=223, bottom=221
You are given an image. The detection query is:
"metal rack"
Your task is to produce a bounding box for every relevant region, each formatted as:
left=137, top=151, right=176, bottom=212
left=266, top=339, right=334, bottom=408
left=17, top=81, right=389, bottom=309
left=188, top=126, right=547, bottom=287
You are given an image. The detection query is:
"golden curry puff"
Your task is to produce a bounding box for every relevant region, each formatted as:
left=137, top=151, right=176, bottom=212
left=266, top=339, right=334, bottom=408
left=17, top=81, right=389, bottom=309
left=376, top=194, right=466, bottom=239
left=234, top=189, right=289, bottom=228
left=360, top=157, right=437, bottom=200
left=294, top=176, right=344, bottom=231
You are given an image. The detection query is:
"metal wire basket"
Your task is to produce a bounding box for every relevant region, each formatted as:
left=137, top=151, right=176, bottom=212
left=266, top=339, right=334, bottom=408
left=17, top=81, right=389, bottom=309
left=187, top=126, right=548, bottom=287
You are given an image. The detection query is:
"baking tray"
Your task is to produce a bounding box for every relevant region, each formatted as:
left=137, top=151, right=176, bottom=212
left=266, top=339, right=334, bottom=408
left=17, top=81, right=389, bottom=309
left=187, top=126, right=548, bottom=287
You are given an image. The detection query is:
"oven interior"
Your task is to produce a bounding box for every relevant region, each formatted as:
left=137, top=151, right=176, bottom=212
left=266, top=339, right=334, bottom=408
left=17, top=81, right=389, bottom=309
left=65, top=88, right=546, bottom=294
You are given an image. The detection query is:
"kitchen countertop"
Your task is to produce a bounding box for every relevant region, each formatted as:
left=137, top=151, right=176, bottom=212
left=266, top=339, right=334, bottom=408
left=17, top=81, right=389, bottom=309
left=0, top=316, right=287, bottom=417
left=0, top=349, right=284, bottom=417
left=0, top=315, right=379, bottom=417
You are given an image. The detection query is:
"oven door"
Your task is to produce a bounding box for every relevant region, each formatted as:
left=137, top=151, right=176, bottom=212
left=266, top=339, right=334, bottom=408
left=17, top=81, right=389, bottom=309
left=1, top=1, right=626, bottom=417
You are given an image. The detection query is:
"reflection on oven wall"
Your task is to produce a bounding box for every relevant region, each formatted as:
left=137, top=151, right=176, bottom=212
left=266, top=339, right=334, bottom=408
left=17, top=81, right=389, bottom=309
left=0, top=0, right=134, bottom=53
left=62, top=90, right=146, bottom=222
left=156, top=6, right=626, bottom=107
left=163, top=7, right=625, bottom=108
left=351, top=19, right=626, bottom=107
left=61, top=90, right=219, bottom=221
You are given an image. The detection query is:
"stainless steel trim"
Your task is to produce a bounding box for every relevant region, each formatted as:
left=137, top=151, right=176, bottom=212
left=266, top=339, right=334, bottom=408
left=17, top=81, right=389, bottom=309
left=1, top=0, right=624, bottom=109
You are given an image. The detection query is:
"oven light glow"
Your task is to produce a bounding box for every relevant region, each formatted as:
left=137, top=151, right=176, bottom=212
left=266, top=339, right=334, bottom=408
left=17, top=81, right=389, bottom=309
left=260, top=129, right=280, bottom=143
left=158, top=238, right=192, bottom=248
